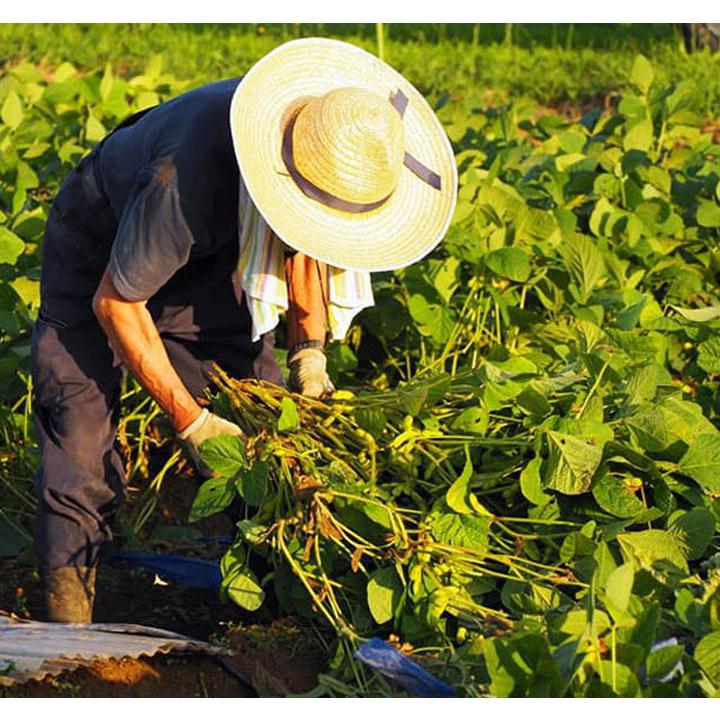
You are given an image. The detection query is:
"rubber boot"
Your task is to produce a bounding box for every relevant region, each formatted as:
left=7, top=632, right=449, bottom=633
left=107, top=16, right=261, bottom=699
left=43, top=566, right=97, bottom=623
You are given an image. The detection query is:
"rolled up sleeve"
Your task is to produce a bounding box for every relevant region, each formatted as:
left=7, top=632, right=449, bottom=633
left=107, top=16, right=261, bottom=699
left=109, top=158, right=195, bottom=302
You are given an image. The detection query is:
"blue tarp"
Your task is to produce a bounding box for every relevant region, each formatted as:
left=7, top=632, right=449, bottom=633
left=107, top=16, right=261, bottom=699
left=113, top=551, right=222, bottom=591
left=355, top=637, right=456, bottom=698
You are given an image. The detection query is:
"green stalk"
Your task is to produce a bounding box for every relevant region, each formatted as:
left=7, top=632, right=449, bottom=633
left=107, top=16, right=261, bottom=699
left=376, top=23, right=385, bottom=62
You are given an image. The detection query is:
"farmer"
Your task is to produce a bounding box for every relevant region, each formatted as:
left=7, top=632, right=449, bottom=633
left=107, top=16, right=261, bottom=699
left=31, top=38, right=456, bottom=623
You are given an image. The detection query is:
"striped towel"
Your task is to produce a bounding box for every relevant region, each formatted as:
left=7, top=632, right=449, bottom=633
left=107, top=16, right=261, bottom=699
left=236, top=176, right=375, bottom=343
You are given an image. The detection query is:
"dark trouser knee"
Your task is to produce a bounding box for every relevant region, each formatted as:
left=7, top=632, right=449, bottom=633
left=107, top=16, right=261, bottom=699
left=31, top=318, right=124, bottom=569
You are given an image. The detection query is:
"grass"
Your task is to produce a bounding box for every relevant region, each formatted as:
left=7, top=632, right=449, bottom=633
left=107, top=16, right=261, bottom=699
left=0, top=24, right=719, bottom=115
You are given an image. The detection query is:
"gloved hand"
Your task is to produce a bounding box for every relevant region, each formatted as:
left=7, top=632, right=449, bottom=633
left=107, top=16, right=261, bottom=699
left=288, top=347, right=335, bottom=398
left=177, top=408, right=246, bottom=477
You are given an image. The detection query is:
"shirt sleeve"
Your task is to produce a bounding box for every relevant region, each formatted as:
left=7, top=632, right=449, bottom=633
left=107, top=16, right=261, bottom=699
left=108, top=159, right=196, bottom=302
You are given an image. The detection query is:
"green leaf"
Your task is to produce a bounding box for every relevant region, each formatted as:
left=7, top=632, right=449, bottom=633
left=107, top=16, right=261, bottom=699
left=446, top=446, right=491, bottom=516
left=221, top=544, right=265, bottom=611
left=397, top=375, right=451, bottom=417
left=367, top=566, right=403, bottom=624
left=646, top=644, right=683, bottom=682
left=559, top=130, right=586, bottom=154
left=697, top=200, right=720, bottom=228
left=236, top=519, right=267, bottom=545
left=199, top=434, right=246, bottom=478
left=236, top=461, right=269, bottom=507
left=85, top=114, right=106, bottom=143
left=561, top=234, right=605, bottom=303
left=449, top=405, right=489, bottom=435
left=630, top=54, right=654, bottom=95
left=617, top=529, right=688, bottom=579
left=679, top=434, right=720, bottom=493
left=545, top=430, right=603, bottom=495
left=431, top=512, right=491, bottom=553
left=669, top=509, right=716, bottom=560
left=225, top=568, right=265, bottom=611
left=520, top=457, right=551, bottom=506
left=592, top=473, right=645, bottom=518
left=695, top=631, right=720, bottom=687
left=1, top=90, right=23, bottom=130
left=278, top=396, right=301, bottom=433
left=408, top=294, right=456, bottom=344
left=671, top=305, right=720, bottom=322
left=0, top=227, right=26, bottom=265
left=626, top=397, right=718, bottom=453
left=596, top=661, right=641, bottom=697
left=624, top=119, right=653, bottom=152
left=446, top=446, right=474, bottom=514
left=433, top=256, right=460, bottom=303
left=188, top=476, right=236, bottom=522
left=604, top=562, right=634, bottom=615
left=100, top=62, right=114, bottom=101
left=484, top=247, right=531, bottom=283
left=697, top=336, right=720, bottom=374
left=354, top=407, right=387, bottom=439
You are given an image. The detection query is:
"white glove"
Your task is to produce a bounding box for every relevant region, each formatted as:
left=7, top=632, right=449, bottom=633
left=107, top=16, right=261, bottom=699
left=177, top=408, right=245, bottom=477
left=288, top=347, right=335, bottom=398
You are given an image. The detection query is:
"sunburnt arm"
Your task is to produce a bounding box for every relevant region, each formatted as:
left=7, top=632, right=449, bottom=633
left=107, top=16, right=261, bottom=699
left=284, top=252, right=335, bottom=397
left=91, top=268, right=202, bottom=433
left=285, top=251, right=328, bottom=347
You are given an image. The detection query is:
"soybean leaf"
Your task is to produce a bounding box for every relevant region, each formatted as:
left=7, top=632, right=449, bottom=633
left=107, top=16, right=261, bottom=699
left=446, top=447, right=474, bottom=514
left=278, top=396, right=301, bottom=433
left=604, top=562, right=634, bottom=616
left=561, top=234, right=605, bottom=303
left=450, top=405, right=489, bottom=435
left=520, top=457, right=551, bottom=506
left=1, top=90, right=23, bottom=130
left=697, top=200, right=720, bottom=228
left=224, top=567, right=265, bottom=611
left=189, top=476, right=236, bottom=523
left=236, top=520, right=268, bottom=545
left=592, top=473, right=645, bottom=518
left=236, top=461, right=269, bottom=507
left=695, top=631, right=720, bottom=688
left=0, top=228, right=25, bottom=265
left=367, top=566, right=403, bottom=624
left=433, top=256, right=461, bottom=302
left=398, top=374, right=451, bottom=416
left=697, top=337, right=720, bottom=374
left=596, top=661, right=641, bottom=697
left=431, top=513, right=491, bottom=553
left=626, top=397, right=717, bottom=453
left=446, top=447, right=491, bottom=516
left=668, top=509, right=716, bottom=560
left=624, top=120, right=653, bottom=152
left=484, top=247, right=531, bottom=283
left=670, top=306, right=720, bottom=323
left=646, top=644, right=684, bottom=682
left=408, top=294, right=456, bottom=344
left=354, top=407, right=387, bottom=439
left=545, top=430, right=603, bottom=495
left=617, top=529, right=688, bottom=580
left=678, top=434, right=720, bottom=493
left=630, top=54, right=654, bottom=95
left=199, top=434, right=246, bottom=478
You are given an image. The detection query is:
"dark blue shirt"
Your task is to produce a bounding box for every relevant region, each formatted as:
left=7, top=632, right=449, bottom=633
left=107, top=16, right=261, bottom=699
left=100, top=78, right=242, bottom=303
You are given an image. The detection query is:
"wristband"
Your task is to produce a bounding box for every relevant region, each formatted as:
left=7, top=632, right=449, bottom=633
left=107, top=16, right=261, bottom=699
left=288, top=339, right=325, bottom=362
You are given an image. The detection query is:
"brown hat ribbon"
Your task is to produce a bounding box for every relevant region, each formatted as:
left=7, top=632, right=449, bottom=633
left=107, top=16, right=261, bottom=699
left=281, top=89, right=442, bottom=214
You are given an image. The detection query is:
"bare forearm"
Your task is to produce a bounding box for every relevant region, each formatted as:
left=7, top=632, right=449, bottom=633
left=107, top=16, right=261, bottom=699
left=285, top=252, right=327, bottom=347
left=92, top=270, right=201, bottom=432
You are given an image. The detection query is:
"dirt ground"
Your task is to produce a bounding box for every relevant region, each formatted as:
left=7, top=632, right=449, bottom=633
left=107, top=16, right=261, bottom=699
left=0, top=559, right=330, bottom=698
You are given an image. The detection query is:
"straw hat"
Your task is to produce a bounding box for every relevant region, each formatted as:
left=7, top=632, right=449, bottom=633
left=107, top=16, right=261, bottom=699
left=229, top=37, right=457, bottom=272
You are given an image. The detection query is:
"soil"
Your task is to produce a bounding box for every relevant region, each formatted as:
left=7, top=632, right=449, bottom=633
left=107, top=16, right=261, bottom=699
left=0, top=559, right=331, bottom=698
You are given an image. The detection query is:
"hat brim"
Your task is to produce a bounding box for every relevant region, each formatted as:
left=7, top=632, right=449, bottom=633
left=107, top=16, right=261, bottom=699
left=229, top=38, right=457, bottom=273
